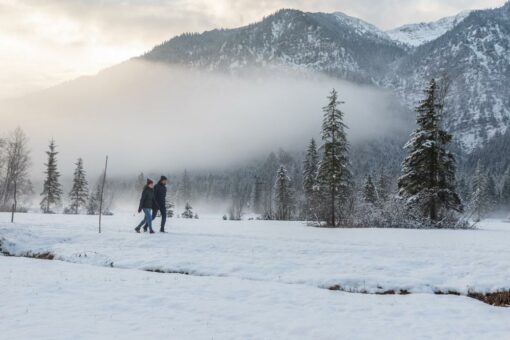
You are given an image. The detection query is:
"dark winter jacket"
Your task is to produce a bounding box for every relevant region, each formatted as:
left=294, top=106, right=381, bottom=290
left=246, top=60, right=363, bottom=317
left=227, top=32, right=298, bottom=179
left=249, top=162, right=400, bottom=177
left=153, top=182, right=167, bottom=208
left=139, top=186, right=157, bottom=212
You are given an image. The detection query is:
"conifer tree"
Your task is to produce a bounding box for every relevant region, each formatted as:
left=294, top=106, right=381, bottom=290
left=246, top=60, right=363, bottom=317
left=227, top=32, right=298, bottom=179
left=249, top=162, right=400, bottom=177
left=316, top=89, right=352, bottom=227
left=471, top=160, right=488, bottom=222
left=68, top=158, right=89, bottom=214
left=457, top=177, right=471, bottom=204
left=398, top=79, right=462, bottom=225
left=362, top=175, right=378, bottom=204
left=40, top=139, right=63, bottom=213
left=87, top=184, right=100, bottom=215
left=485, top=175, right=499, bottom=213
left=179, top=170, right=192, bottom=205
left=182, top=202, right=194, bottom=219
left=303, top=138, right=319, bottom=218
left=136, top=172, right=145, bottom=191
left=274, top=166, right=293, bottom=220
left=253, top=176, right=264, bottom=214
left=376, top=167, right=390, bottom=203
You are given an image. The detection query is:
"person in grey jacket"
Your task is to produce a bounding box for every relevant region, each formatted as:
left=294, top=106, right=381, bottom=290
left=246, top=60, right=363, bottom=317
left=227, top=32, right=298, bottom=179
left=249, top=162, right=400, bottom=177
left=135, top=179, right=158, bottom=234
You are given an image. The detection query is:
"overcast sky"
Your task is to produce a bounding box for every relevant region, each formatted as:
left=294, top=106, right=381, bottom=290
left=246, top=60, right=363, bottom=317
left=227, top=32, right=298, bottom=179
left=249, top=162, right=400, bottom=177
left=0, top=0, right=506, bottom=100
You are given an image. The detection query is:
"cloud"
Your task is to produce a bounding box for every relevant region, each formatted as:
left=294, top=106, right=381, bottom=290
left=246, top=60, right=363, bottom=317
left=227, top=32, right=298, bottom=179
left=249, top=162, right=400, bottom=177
left=0, top=0, right=507, bottom=99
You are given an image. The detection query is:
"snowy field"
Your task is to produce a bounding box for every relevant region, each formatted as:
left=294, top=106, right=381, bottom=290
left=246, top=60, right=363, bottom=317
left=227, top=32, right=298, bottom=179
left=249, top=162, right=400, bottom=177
left=1, top=212, right=510, bottom=339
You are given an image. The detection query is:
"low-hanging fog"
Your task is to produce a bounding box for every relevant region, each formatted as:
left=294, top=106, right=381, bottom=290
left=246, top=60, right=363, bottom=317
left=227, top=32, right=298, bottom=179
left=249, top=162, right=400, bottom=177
left=0, top=60, right=411, bottom=179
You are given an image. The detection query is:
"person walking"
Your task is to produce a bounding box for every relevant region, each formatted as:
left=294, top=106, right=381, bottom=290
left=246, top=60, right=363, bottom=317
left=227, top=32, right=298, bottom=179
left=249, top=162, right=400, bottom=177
left=143, top=176, right=168, bottom=233
left=135, top=179, right=158, bottom=234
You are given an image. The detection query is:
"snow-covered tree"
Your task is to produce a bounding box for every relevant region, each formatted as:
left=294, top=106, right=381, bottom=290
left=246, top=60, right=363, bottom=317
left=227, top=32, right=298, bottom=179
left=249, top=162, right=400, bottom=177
left=40, top=139, right=63, bottom=213
left=178, top=169, right=192, bottom=206
left=316, top=89, right=352, bottom=227
left=485, top=175, right=499, bottom=213
left=457, top=177, right=471, bottom=204
left=181, top=202, right=194, bottom=219
left=303, top=138, right=319, bottom=219
left=136, top=172, right=145, bottom=191
left=0, top=128, right=31, bottom=211
left=86, top=188, right=99, bottom=215
left=398, top=79, right=462, bottom=226
left=86, top=174, right=114, bottom=215
left=471, top=160, right=489, bottom=222
left=362, top=175, right=378, bottom=204
left=274, top=166, right=293, bottom=220
left=253, top=176, right=264, bottom=214
left=261, top=152, right=279, bottom=219
left=68, top=158, right=89, bottom=214
left=376, top=167, right=390, bottom=203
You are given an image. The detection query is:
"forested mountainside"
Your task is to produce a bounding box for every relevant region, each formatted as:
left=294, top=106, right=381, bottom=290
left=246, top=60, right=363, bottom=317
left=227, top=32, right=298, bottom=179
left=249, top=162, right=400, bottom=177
left=143, top=3, right=510, bottom=152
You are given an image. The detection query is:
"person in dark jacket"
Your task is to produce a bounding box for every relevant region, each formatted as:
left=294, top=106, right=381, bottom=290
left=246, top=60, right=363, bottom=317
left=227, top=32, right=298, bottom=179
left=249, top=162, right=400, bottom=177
left=135, top=179, right=158, bottom=234
left=143, top=176, right=168, bottom=233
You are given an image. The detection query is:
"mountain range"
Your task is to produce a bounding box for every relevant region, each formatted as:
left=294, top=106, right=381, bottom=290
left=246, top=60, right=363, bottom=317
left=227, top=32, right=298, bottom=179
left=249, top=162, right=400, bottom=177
left=143, top=2, right=510, bottom=152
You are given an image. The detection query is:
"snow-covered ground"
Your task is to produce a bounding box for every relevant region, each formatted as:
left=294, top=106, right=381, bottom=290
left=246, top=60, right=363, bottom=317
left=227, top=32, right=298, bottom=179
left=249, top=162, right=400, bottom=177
left=1, top=213, right=510, bottom=339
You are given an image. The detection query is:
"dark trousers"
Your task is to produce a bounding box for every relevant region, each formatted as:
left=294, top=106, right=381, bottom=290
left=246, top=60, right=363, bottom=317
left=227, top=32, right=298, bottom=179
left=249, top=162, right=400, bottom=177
left=144, top=207, right=167, bottom=230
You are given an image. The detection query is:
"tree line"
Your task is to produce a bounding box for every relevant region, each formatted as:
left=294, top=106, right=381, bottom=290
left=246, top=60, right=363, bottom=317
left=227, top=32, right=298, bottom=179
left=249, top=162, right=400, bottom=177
left=1, top=78, right=509, bottom=226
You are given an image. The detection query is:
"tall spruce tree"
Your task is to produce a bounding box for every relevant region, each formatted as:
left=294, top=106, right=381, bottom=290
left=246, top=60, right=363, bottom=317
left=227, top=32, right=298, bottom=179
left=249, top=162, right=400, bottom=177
left=40, top=139, right=63, bottom=213
left=398, top=79, right=462, bottom=225
left=316, top=89, right=352, bottom=227
left=68, top=158, right=89, bottom=214
left=471, top=160, right=489, bottom=222
left=362, top=175, right=378, bottom=204
left=303, top=138, right=319, bottom=218
left=274, top=166, right=293, bottom=220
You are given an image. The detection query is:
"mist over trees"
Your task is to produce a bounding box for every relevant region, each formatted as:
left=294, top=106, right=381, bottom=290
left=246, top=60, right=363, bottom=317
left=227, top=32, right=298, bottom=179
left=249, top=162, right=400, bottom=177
left=1, top=79, right=508, bottom=225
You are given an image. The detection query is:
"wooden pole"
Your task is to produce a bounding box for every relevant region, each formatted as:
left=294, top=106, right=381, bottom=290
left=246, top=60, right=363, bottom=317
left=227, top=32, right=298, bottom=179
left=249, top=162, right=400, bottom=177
left=98, top=156, right=108, bottom=234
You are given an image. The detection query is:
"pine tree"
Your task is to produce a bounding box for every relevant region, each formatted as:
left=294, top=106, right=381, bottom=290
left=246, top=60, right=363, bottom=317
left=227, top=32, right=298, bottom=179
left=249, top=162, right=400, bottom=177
left=87, top=184, right=100, bottom=215
left=362, top=175, right=378, bottom=204
left=457, top=177, right=471, bottom=204
left=179, top=170, right=192, bottom=205
left=376, top=167, right=390, bottom=203
left=398, top=79, right=462, bottom=226
left=316, top=89, right=352, bottom=227
left=303, top=138, right=319, bottom=219
left=471, top=160, right=488, bottom=222
left=274, top=166, right=293, bottom=220
left=182, top=202, right=193, bottom=219
left=253, top=176, right=264, bottom=214
left=485, top=175, right=499, bottom=213
left=136, top=172, right=145, bottom=191
left=261, top=152, right=279, bottom=219
left=40, top=139, right=63, bottom=213
left=68, top=158, right=89, bottom=214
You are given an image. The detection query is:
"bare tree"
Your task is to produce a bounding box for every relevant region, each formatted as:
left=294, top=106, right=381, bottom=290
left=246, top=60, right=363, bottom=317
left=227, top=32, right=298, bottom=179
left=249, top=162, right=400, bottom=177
left=0, top=128, right=31, bottom=215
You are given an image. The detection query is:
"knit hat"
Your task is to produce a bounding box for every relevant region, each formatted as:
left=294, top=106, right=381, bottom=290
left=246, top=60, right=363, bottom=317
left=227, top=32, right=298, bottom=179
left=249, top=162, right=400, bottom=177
left=160, top=175, right=168, bottom=181
left=147, top=178, right=154, bottom=185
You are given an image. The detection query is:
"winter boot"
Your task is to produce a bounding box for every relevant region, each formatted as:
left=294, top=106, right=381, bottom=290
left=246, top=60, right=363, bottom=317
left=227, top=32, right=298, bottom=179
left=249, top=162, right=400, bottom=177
left=134, top=227, right=141, bottom=233
left=149, top=228, right=155, bottom=234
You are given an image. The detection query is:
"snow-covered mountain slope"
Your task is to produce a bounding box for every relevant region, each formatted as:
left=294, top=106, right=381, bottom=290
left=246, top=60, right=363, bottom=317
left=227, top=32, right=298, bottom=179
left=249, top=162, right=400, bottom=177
left=387, top=3, right=510, bottom=150
left=387, top=11, right=471, bottom=47
left=144, top=9, right=406, bottom=83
